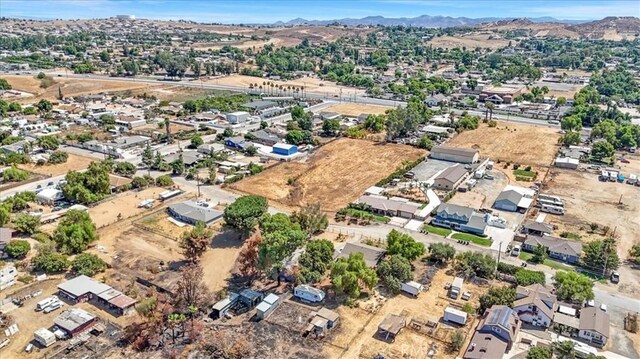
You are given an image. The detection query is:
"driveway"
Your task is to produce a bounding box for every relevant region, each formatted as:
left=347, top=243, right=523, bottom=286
left=411, top=159, right=455, bottom=182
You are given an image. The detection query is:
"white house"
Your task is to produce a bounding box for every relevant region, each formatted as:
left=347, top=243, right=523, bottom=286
left=578, top=307, right=610, bottom=347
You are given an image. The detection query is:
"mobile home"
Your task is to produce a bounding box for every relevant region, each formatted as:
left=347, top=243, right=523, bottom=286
left=540, top=204, right=565, bottom=215
left=294, top=284, right=325, bottom=303
left=35, top=296, right=58, bottom=311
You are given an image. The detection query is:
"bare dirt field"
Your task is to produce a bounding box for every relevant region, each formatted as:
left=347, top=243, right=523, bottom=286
left=18, top=153, right=96, bottom=177
left=200, top=229, right=244, bottom=293
left=543, top=164, right=640, bottom=294
left=429, top=34, right=510, bottom=49
left=88, top=187, right=168, bottom=228
left=230, top=138, right=426, bottom=212
left=205, top=74, right=366, bottom=97
left=447, top=123, right=561, bottom=169
left=324, top=102, right=393, bottom=117
left=336, top=263, right=491, bottom=359
left=3, top=75, right=163, bottom=102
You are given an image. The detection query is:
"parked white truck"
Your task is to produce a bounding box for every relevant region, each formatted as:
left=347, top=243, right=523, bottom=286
left=449, top=277, right=464, bottom=299
left=443, top=306, right=468, bottom=325
left=401, top=281, right=424, bottom=297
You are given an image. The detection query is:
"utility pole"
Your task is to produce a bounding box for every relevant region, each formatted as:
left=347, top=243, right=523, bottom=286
left=496, top=242, right=502, bottom=273
left=602, top=238, right=611, bottom=277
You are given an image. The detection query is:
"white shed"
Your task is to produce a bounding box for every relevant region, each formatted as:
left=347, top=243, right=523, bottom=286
left=34, top=328, right=56, bottom=347
left=256, top=293, right=281, bottom=320
left=443, top=306, right=468, bottom=325
left=36, top=188, right=64, bottom=205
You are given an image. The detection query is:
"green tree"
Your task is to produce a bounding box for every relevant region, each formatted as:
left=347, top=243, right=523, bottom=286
left=386, top=229, right=425, bottom=261
left=5, top=239, right=31, bottom=259
left=532, top=244, right=547, bottom=263
left=299, top=239, right=334, bottom=283
left=322, top=118, right=341, bottom=135
left=2, top=165, right=29, bottom=182
left=582, top=238, right=619, bottom=273
left=560, top=131, right=581, bottom=146
left=385, top=107, right=420, bottom=141
left=514, top=269, right=546, bottom=286
left=561, top=115, right=582, bottom=132
left=291, top=202, right=328, bottom=235
left=377, top=255, right=412, bottom=294
left=428, top=243, right=456, bottom=264
left=180, top=221, right=213, bottom=262
left=260, top=121, right=268, bottom=129
left=417, top=136, right=434, bottom=150
left=71, top=253, right=107, bottom=276
left=141, top=145, right=154, bottom=174
left=478, top=286, right=516, bottom=314
left=48, top=150, right=69, bottom=164
left=630, top=244, right=640, bottom=264
left=33, top=252, right=69, bottom=273
left=62, top=162, right=111, bottom=204
left=0, top=78, right=12, bottom=90
left=99, top=50, right=110, bottom=62
left=257, top=213, right=306, bottom=277
left=245, top=145, right=258, bottom=156
left=449, top=329, right=465, bottom=353
left=14, top=214, right=40, bottom=234
left=363, top=114, right=385, bottom=132
left=553, top=340, right=576, bottom=359
left=35, top=99, right=52, bottom=115
left=190, top=134, right=204, bottom=148
left=455, top=251, right=496, bottom=279
left=223, top=195, right=268, bottom=233
left=155, top=175, right=174, bottom=187
left=172, top=155, right=185, bottom=175
left=553, top=271, right=594, bottom=303
left=285, top=130, right=309, bottom=145
left=37, top=135, right=59, bottom=150
left=114, top=161, right=137, bottom=177
left=592, top=141, right=615, bottom=159
left=52, top=210, right=98, bottom=254
left=0, top=206, right=9, bottom=226
left=526, top=346, right=552, bottom=359
left=330, top=252, right=378, bottom=299
left=556, top=97, right=567, bottom=107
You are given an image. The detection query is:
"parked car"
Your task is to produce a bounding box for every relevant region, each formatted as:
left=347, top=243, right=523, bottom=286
left=600, top=304, right=608, bottom=312
left=403, top=171, right=415, bottom=179
left=511, top=245, right=521, bottom=256
left=610, top=271, right=620, bottom=283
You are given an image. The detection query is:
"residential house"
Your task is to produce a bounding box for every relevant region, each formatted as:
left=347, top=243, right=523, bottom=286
left=197, top=143, right=225, bottom=155
left=336, top=242, right=386, bottom=268
left=430, top=146, right=479, bottom=164
left=513, top=284, right=557, bottom=327
left=250, top=129, right=280, bottom=146
left=493, top=185, right=535, bottom=212
left=425, top=94, right=447, bottom=107
left=554, top=157, right=579, bottom=170
left=224, top=136, right=253, bottom=151
left=57, top=275, right=112, bottom=303
left=226, top=111, right=250, bottom=124
left=421, top=125, right=450, bottom=137
left=0, top=265, right=18, bottom=290
left=432, top=165, right=468, bottom=191
left=521, top=234, right=583, bottom=264
left=115, top=115, right=146, bottom=129
left=242, top=100, right=277, bottom=115
left=357, top=195, right=421, bottom=219
left=431, top=203, right=487, bottom=235
left=578, top=307, right=610, bottom=347
left=168, top=200, right=223, bottom=225
left=319, top=112, right=341, bottom=121
left=463, top=305, right=521, bottom=359
left=108, top=174, right=133, bottom=192
left=479, top=85, right=524, bottom=104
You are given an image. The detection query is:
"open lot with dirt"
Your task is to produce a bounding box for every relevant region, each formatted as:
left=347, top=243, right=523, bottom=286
left=336, top=263, right=493, bottom=359
left=542, top=162, right=640, bottom=295
left=429, top=34, right=510, bottom=49
left=447, top=123, right=561, bottom=169
left=88, top=187, right=169, bottom=228
left=18, top=153, right=96, bottom=177
left=205, top=74, right=366, bottom=97
left=3, top=75, right=163, bottom=102
left=323, top=102, right=393, bottom=117
left=230, top=138, right=426, bottom=212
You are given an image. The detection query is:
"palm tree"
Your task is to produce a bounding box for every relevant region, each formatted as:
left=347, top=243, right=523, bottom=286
left=485, top=102, right=494, bottom=121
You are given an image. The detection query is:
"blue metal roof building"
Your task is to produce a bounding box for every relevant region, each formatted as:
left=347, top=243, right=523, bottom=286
left=273, top=143, right=298, bottom=156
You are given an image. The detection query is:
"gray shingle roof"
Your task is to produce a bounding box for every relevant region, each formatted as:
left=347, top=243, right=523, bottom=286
left=495, top=190, right=522, bottom=206
left=435, top=165, right=467, bottom=184
left=522, top=221, right=553, bottom=233
left=579, top=307, right=610, bottom=338
left=523, top=235, right=582, bottom=257
left=436, top=203, right=474, bottom=219
left=168, top=200, right=223, bottom=224
left=337, top=242, right=386, bottom=268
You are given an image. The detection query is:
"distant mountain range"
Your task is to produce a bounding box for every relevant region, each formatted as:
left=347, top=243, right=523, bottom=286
left=271, top=15, right=589, bottom=27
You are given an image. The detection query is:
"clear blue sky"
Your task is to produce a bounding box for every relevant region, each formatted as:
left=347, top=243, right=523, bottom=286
left=1, top=0, right=638, bottom=23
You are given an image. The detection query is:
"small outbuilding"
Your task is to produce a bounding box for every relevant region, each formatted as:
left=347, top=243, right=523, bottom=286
left=273, top=143, right=298, bottom=156
left=554, top=157, right=579, bottom=170
left=34, top=328, right=57, bottom=347
left=35, top=188, right=64, bottom=205
left=444, top=306, right=468, bottom=325
left=256, top=293, right=281, bottom=320
left=377, top=314, right=406, bottom=342
left=53, top=309, right=97, bottom=337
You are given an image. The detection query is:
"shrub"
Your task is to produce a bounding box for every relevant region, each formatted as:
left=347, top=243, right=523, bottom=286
left=155, top=175, right=174, bottom=187
left=5, top=240, right=31, bottom=259
left=48, top=150, right=69, bottom=164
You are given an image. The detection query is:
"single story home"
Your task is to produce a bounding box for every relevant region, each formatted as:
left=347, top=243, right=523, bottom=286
left=224, top=136, right=253, bottom=151
left=422, top=124, right=450, bottom=136
left=168, top=200, right=223, bottom=225
left=250, top=129, right=280, bottom=146
left=58, top=275, right=112, bottom=303
left=197, top=143, right=225, bottom=155
left=115, top=115, right=146, bottom=129
left=425, top=94, right=447, bottom=107
left=307, top=307, right=340, bottom=336
left=226, top=111, right=250, bottom=124
left=357, top=195, right=421, bottom=219
left=336, top=242, right=386, bottom=268
left=111, top=135, right=151, bottom=149
left=430, top=146, right=479, bottom=164
left=521, top=234, right=582, bottom=264
left=432, top=165, right=468, bottom=191
left=431, top=203, right=487, bottom=235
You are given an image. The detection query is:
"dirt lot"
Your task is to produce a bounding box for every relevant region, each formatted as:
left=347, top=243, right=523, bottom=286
left=337, top=263, right=491, bottom=359
left=3, top=75, right=164, bottom=102
left=18, top=153, right=96, bottom=177
left=429, top=34, right=510, bottom=49
left=447, top=123, right=561, bottom=169
left=87, top=187, right=169, bottom=228
left=230, top=138, right=426, bottom=212
left=324, top=103, right=393, bottom=117
left=205, top=74, right=366, bottom=97
left=543, top=161, right=640, bottom=294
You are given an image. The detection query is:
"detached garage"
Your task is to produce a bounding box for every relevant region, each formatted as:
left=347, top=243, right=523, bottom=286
left=273, top=143, right=298, bottom=156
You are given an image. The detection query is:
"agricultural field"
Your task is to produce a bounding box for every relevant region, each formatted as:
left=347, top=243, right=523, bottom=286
left=324, top=102, right=393, bottom=117
left=230, top=138, right=426, bottom=212
left=17, top=153, right=96, bottom=177
left=447, top=123, right=561, bottom=169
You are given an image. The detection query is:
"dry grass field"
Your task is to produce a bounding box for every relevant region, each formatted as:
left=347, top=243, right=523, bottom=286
left=18, top=153, right=96, bottom=177
left=429, top=34, right=510, bottom=49
left=447, top=123, right=561, bottom=168
left=206, top=74, right=366, bottom=96
left=231, top=138, right=426, bottom=212
left=324, top=102, right=393, bottom=116
left=3, top=75, right=163, bottom=101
